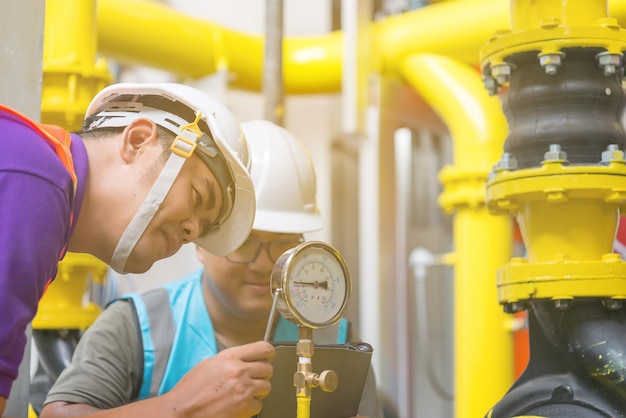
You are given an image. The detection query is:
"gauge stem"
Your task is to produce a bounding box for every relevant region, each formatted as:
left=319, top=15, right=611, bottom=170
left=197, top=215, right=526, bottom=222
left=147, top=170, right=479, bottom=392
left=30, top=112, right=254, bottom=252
left=264, top=289, right=282, bottom=342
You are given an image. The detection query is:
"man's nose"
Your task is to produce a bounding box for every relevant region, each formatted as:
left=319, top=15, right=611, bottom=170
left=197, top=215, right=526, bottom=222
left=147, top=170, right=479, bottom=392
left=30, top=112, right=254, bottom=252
left=182, top=218, right=200, bottom=242
left=250, top=246, right=275, bottom=271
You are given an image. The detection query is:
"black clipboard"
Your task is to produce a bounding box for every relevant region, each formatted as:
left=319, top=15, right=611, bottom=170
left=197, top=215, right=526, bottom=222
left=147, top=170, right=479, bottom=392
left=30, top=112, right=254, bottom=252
left=257, top=341, right=373, bottom=418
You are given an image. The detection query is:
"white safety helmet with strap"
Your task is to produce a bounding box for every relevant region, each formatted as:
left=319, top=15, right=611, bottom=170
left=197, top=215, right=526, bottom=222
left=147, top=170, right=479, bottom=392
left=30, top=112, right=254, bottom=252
left=241, top=120, right=322, bottom=234
left=85, top=83, right=255, bottom=273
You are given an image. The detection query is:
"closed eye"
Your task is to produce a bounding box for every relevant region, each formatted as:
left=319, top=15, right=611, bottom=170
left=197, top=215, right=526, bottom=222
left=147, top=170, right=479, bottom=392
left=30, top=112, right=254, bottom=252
left=194, top=187, right=216, bottom=238
left=194, top=188, right=203, bottom=208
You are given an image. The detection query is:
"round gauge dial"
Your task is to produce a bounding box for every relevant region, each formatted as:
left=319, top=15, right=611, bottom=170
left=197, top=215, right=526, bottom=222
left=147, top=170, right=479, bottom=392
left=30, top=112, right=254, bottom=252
left=271, top=241, right=351, bottom=328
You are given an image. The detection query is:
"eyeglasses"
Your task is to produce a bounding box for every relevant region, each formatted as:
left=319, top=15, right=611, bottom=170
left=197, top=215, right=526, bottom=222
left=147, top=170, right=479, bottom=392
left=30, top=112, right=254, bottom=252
left=225, top=236, right=304, bottom=264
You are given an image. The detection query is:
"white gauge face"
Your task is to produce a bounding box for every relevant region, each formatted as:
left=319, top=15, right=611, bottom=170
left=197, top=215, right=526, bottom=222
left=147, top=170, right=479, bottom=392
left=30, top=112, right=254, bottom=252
left=273, top=242, right=350, bottom=328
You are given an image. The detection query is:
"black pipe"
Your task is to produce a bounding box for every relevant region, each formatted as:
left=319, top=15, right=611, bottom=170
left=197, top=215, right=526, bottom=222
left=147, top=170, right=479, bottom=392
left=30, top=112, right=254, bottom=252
left=487, top=300, right=626, bottom=417
left=533, top=300, right=626, bottom=398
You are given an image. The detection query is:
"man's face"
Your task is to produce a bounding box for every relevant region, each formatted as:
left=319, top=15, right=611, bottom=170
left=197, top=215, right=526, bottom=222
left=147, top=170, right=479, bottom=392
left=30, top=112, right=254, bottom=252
left=198, top=230, right=303, bottom=321
left=123, top=152, right=224, bottom=273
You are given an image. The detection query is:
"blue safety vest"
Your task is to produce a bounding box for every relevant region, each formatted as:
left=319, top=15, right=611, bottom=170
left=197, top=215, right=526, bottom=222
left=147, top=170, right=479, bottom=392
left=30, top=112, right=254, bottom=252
left=123, top=270, right=349, bottom=399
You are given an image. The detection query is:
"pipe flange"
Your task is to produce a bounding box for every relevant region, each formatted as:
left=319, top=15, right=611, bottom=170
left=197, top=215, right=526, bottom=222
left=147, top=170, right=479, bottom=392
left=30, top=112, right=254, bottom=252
left=438, top=166, right=490, bottom=213
left=486, top=163, right=626, bottom=215
left=497, top=254, right=626, bottom=304
left=480, top=24, right=626, bottom=78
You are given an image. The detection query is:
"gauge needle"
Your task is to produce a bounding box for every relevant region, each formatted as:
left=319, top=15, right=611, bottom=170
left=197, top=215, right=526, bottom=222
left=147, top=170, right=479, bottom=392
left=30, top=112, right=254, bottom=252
left=295, top=280, right=328, bottom=289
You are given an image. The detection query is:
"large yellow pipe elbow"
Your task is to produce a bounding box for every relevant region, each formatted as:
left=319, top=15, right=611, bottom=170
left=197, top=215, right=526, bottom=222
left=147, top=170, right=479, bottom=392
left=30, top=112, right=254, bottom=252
left=400, top=54, right=512, bottom=418
left=97, top=0, right=626, bottom=94
left=399, top=54, right=507, bottom=171
left=96, top=0, right=508, bottom=93
left=96, top=0, right=220, bottom=76
left=96, top=0, right=508, bottom=94
left=374, top=0, right=509, bottom=74
left=97, top=0, right=342, bottom=94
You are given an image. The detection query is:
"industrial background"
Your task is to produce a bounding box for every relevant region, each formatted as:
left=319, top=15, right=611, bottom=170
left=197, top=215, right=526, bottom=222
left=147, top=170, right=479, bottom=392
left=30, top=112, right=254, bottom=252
left=1, top=0, right=626, bottom=417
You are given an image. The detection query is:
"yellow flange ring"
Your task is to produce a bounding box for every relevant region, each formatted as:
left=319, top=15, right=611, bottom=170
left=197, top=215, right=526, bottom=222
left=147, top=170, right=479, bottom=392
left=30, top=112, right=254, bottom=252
left=497, top=253, right=626, bottom=302
left=485, top=161, right=626, bottom=215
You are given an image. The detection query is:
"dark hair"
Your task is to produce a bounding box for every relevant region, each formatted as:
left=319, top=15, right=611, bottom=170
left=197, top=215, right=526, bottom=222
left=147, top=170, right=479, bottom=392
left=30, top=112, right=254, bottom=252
left=75, top=114, right=176, bottom=162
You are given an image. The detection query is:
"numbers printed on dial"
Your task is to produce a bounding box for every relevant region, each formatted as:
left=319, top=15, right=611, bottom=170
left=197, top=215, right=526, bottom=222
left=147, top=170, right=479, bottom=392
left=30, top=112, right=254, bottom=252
left=287, top=248, right=347, bottom=325
left=271, top=241, right=350, bottom=328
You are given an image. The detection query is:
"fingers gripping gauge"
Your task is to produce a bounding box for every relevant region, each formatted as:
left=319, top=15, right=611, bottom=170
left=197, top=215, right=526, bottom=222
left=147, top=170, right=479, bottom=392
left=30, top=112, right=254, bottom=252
left=271, top=241, right=351, bottom=329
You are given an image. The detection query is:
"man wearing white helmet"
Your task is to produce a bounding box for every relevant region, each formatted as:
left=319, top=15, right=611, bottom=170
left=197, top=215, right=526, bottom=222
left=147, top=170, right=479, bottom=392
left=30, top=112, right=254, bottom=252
left=0, top=83, right=263, bottom=415
left=41, top=121, right=383, bottom=418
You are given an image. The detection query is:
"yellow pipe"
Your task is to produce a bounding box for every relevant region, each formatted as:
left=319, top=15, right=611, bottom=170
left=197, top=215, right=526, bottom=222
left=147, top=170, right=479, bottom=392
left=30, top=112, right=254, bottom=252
left=453, top=207, right=513, bottom=418
left=373, top=0, right=509, bottom=74
left=400, top=54, right=507, bottom=172
left=42, top=0, right=110, bottom=130
left=96, top=0, right=509, bottom=94
left=296, top=393, right=311, bottom=418
left=481, top=0, right=626, bottom=413
left=511, top=0, right=607, bottom=30
left=399, top=54, right=512, bottom=418
left=96, top=0, right=626, bottom=94
left=35, top=0, right=110, bottom=330
left=96, top=0, right=220, bottom=77
left=32, top=253, right=108, bottom=330
left=97, top=0, right=342, bottom=94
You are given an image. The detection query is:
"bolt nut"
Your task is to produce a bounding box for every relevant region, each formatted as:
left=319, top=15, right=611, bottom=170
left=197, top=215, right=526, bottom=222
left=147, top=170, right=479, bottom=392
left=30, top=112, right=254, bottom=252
left=491, top=64, right=512, bottom=85
left=296, top=341, right=314, bottom=357
left=601, top=144, right=624, bottom=163
left=538, top=53, right=564, bottom=75
left=538, top=17, right=561, bottom=29
left=543, top=144, right=568, bottom=162
left=554, top=298, right=573, bottom=310
left=596, top=52, right=623, bottom=76
left=552, top=385, right=574, bottom=402
left=503, top=301, right=525, bottom=313
left=602, top=298, right=624, bottom=310
left=482, top=75, right=498, bottom=96
left=494, top=152, right=518, bottom=171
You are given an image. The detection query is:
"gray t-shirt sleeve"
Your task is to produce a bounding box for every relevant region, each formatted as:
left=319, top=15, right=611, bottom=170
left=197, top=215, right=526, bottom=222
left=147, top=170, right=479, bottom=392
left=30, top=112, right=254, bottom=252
left=44, top=300, right=141, bottom=409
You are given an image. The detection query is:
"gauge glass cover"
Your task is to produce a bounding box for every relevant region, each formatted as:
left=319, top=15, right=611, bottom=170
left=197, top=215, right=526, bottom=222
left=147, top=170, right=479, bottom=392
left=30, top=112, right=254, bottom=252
left=272, top=241, right=350, bottom=328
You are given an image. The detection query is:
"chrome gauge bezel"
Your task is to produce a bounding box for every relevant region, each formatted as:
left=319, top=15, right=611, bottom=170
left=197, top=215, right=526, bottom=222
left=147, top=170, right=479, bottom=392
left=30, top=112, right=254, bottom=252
left=270, top=241, right=351, bottom=328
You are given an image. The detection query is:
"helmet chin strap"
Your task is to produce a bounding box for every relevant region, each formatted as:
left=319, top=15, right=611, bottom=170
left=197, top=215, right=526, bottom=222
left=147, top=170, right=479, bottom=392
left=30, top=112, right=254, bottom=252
left=110, top=151, right=185, bottom=273
left=109, top=112, right=207, bottom=273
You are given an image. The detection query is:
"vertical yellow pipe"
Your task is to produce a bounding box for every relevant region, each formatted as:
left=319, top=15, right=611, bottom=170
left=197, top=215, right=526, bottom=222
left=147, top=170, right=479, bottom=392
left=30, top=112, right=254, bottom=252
left=42, top=0, right=110, bottom=130
left=511, top=0, right=607, bottom=30
left=399, top=53, right=513, bottom=418
left=454, top=209, right=512, bottom=417
left=34, top=0, right=109, bottom=330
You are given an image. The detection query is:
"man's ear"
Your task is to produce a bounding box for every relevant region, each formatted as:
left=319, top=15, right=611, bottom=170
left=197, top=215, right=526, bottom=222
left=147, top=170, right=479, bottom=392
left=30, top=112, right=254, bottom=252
left=119, top=118, right=159, bottom=163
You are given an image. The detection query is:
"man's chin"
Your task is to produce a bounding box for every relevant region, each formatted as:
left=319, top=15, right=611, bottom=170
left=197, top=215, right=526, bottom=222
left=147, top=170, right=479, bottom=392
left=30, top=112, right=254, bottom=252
left=123, top=258, right=155, bottom=274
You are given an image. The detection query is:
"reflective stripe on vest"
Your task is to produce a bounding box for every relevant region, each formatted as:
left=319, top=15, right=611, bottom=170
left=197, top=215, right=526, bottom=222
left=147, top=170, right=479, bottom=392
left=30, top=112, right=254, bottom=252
left=128, top=287, right=176, bottom=399
left=124, top=270, right=349, bottom=399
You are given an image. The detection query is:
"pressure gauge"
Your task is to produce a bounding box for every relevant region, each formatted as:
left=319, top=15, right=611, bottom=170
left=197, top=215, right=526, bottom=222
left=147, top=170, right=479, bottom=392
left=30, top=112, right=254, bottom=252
left=271, top=241, right=351, bottom=329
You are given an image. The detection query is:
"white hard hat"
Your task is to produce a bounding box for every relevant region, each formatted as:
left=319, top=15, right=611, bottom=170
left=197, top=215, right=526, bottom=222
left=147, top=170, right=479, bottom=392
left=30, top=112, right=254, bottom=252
left=241, top=120, right=322, bottom=234
left=85, top=83, right=255, bottom=272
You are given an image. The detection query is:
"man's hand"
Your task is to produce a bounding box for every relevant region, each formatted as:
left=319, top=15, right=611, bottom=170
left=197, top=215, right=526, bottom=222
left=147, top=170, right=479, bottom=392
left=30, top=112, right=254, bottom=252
left=164, top=341, right=275, bottom=418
